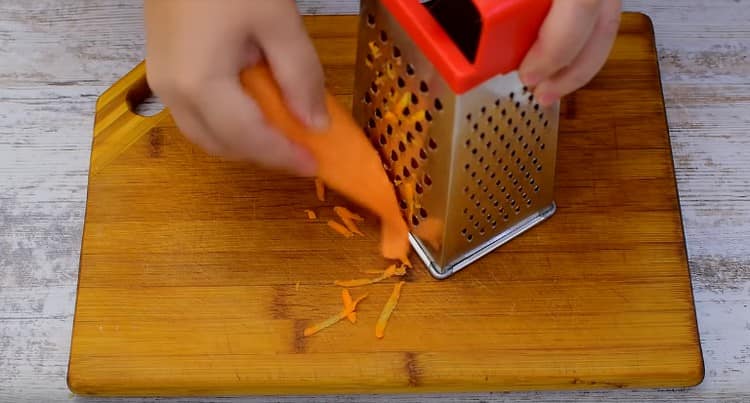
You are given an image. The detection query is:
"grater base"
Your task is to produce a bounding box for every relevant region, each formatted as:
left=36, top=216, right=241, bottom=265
left=410, top=202, right=556, bottom=279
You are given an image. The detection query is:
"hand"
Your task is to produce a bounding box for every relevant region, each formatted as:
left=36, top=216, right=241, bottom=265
left=519, top=0, right=622, bottom=106
left=143, top=0, right=329, bottom=176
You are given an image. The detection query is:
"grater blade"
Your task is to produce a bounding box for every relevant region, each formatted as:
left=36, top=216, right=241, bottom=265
left=353, top=0, right=559, bottom=278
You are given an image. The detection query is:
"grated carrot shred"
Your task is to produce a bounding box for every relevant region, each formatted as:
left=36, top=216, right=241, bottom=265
left=327, top=220, right=353, bottom=238
left=314, top=178, right=325, bottom=201
left=334, top=264, right=405, bottom=288
left=333, top=206, right=365, bottom=236
left=303, top=291, right=368, bottom=336
left=304, top=209, right=317, bottom=220
left=375, top=281, right=405, bottom=339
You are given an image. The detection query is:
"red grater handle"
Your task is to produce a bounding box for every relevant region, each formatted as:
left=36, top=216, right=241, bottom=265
left=382, top=0, right=552, bottom=94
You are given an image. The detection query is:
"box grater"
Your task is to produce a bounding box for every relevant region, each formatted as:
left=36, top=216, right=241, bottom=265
left=352, top=0, right=559, bottom=279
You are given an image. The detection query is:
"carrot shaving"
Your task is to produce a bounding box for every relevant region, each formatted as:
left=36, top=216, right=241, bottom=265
left=304, top=291, right=368, bottom=337
left=314, top=178, right=326, bottom=201
left=333, top=206, right=365, bottom=236
left=304, top=209, right=317, bottom=220
left=341, top=289, right=357, bottom=323
left=334, top=264, right=405, bottom=288
left=327, top=220, right=353, bottom=238
left=375, top=281, right=405, bottom=339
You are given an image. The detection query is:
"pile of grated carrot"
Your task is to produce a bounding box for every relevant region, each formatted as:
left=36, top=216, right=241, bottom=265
left=301, top=181, right=406, bottom=339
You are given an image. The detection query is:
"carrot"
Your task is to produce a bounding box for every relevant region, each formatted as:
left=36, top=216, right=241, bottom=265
left=240, top=62, right=410, bottom=261
left=327, top=220, right=354, bottom=238
left=304, top=209, right=317, bottom=220
left=314, top=178, right=326, bottom=202
left=341, top=289, right=356, bottom=323
left=333, top=206, right=364, bottom=236
left=303, top=291, right=368, bottom=337
left=334, top=264, right=405, bottom=288
left=375, top=281, right=405, bottom=339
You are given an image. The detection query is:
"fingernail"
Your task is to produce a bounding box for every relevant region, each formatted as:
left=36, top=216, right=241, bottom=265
left=538, top=93, right=559, bottom=106
left=310, top=110, right=330, bottom=131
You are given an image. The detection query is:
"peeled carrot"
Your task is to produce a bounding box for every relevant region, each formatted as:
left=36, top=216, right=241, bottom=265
left=240, top=62, right=409, bottom=261
left=304, top=209, right=317, bottom=220
left=375, top=281, right=405, bottom=339
left=327, top=220, right=354, bottom=238
left=314, top=178, right=326, bottom=202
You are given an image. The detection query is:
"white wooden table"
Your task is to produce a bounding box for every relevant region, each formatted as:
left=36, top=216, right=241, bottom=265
left=1, top=1, right=748, bottom=401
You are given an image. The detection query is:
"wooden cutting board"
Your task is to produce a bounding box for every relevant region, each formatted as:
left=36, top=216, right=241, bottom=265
left=68, top=13, right=704, bottom=396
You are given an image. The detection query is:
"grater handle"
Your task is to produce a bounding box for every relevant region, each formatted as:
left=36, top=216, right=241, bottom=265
left=383, top=0, right=552, bottom=93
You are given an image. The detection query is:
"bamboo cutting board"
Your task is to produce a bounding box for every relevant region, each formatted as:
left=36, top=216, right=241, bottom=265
left=68, top=13, right=703, bottom=396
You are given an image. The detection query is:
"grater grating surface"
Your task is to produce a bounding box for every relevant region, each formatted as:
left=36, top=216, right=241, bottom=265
left=353, top=0, right=559, bottom=278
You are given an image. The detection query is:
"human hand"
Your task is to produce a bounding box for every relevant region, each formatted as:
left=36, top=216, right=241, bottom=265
left=143, top=0, right=328, bottom=176
left=519, top=0, right=622, bottom=106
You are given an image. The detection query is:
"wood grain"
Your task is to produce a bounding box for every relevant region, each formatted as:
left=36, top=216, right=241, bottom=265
left=1, top=0, right=749, bottom=402
left=65, top=13, right=702, bottom=396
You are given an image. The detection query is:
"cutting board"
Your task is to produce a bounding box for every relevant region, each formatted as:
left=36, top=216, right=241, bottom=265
left=68, top=13, right=703, bottom=396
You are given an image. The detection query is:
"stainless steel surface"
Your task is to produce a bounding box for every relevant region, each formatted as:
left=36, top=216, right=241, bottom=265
left=353, top=0, right=560, bottom=278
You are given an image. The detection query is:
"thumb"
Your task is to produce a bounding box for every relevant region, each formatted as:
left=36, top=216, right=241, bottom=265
left=254, top=3, right=329, bottom=131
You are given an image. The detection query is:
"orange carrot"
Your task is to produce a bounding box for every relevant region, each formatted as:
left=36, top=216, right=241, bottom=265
left=327, top=220, right=354, bottom=238
left=314, top=178, right=326, bottom=202
left=333, top=206, right=364, bottom=236
left=240, top=62, right=409, bottom=261
left=304, top=209, right=317, bottom=220
left=375, top=281, right=405, bottom=339
left=303, top=291, right=368, bottom=336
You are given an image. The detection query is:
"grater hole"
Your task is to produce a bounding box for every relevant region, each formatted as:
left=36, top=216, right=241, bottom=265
left=540, top=143, right=546, bottom=150
left=478, top=155, right=484, bottom=163
left=390, top=150, right=398, bottom=162
left=510, top=92, right=515, bottom=99
left=425, top=110, right=433, bottom=121
left=415, top=183, right=424, bottom=194
left=466, top=113, right=472, bottom=121
left=494, top=99, right=501, bottom=106
left=379, top=134, right=387, bottom=145
left=513, top=127, right=519, bottom=134
left=411, top=93, right=419, bottom=105
left=434, top=98, right=443, bottom=111
left=537, top=165, right=543, bottom=172
left=494, top=125, right=500, bottom=133
left=380, top=30, right=388, bottom=42
left=424, top=174, right=433, bottom=186
left=463, top=208, right=469, bottom=215
left=420, top=81, right=429, bottom=93
left=507, top=118, right=513, bottom=125
left=474, top=221, right=480, bottom=229
left=393, top=46, right=401, bottom=58
left=515, top=101, right=521, bottom=109
left=467, top=234, right=473, bottom=242
left=480, top=132, right=486, bottom=140
left=366, top=54, right=374, bottom=64
left=428, top=138, right=438, bottom=150
left=471, top=171, right=477, bottom=178
left=368, top=118, right=376, bottom=128
left=500, top=134, right=505, bottom=141
left=544, top=120, right=549, bottom=127
left=534, top=185, right=540, bottom=192
left=370, top=82, right=378, bottom=93
left=522, top=86, right=528, bottom=93
left=419, top=208, right=428, bottom=218
left=540, top=113, right=545, bottom=120
left=481, top=106, right=487, bottom=114
left=523, top=143, right=529, bottom=150
left=469, top=193, right=475, bottom=201
left=501, top=109, right=507, bottom=116
left=525, top=171, right=531, bottom=179
left=402, top=106, right=411, bottom=116
left=411, top=215, right=419, bottom=226
left=486, top=141, right=492, bottom=149
left=491, top=220, right=497, bottom=228
left=534, top=104, right=540, bottom=111
left=521, top=111, right=526, bottom=118
left=415, top=122, right=423, bottom=132
left=529, top=94, right=534, bottom=102
left=461, top=228, right=467, bottom=235
left=527, top=119, right=532, bottom=127
left=364, top=92, right=372, bottom=104
left=536, top=136, right=542, bottom=143
left=411, top=158, right=419, bottom=169
left=517, top=185, right=523, bottom=192
left=468, top=214, right=474, bottom=220
left=464, top=163, right=470, bottom=171
left=386, top=125, right=393, bottom=135
left=493, top=200, right=500, bottom=207
left=473, top=123, right=479, bottom=131
left=375, top=108, right=383, bottom=119
left=399, top=199, right=408, bottom=209
left=503, top=214, right=510, bottom=221
left=406, top=131, right=414, bottom=142
left=398, top=141, right=406, bottom=152
left=479, top=228, right=485, bottom=236
left=487, top=116, right=493, bottom=124
left=367, top=13, right=375, bottom=27
left=419, top=148, right=428, bottom=160
left=471, top=148, right=478, bottom=155
left=397, top=77, right=406, bottom=88
left=406, top=64, right=415, bottom=76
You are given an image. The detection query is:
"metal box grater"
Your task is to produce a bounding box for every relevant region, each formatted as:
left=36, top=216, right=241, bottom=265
left=352, top=0, right=559, bottom=279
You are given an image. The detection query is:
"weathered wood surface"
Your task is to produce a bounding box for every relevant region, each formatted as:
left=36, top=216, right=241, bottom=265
left=0, top=0, right=748, bottom=401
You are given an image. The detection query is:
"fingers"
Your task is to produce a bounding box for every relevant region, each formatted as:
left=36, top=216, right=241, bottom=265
left=534, top=1, right=622, bottom=105
left=195, top=76, right=318, bottom=176
left=519, top=0, right=603, bottom=88
left=253, top=1, right=329, bottom=131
